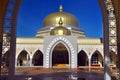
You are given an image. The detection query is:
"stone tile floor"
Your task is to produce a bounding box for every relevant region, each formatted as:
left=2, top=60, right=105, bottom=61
left=23, top=71, right=104, bottom=80
left=1, top=68, right=119, bottom=80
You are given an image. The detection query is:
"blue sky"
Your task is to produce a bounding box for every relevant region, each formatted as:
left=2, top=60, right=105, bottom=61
left=17, top=0, right=103, bottom=38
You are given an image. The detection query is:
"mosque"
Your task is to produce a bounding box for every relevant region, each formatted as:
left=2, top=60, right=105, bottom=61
left=3, top=5, right=117, bottom=69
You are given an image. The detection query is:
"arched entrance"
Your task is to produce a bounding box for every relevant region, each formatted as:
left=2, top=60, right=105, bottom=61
left=45, top=36, right=77, bottom=68
left=52, top=43, right=69, bottom=68
left=32, top=50, right=43, bottom=66
left=78, top=50, right=88, bottom=67
left=91, top=50, right=103, bottom=67
left=17, top=50, right=30, bottom=66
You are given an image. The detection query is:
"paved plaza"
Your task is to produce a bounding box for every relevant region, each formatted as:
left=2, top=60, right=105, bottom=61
left=15, top=68, right=104, bottom=80
left=29, top=71, right=104, bottom=80
left=2, top=68, right=119, bottom=80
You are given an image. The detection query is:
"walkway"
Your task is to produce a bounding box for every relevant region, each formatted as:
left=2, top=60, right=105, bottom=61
left=15, top=67, right=104, bottom=80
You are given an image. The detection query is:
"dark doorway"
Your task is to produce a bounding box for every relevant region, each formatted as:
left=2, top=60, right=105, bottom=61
left=52, top=43, right=69, bottom=67
left=32, top=50, right=43, bottom=66
left=78, top=50, right=88, bottom=66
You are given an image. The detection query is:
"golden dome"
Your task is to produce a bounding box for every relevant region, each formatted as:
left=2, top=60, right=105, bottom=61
left=43, top=5, right=78, bottom=27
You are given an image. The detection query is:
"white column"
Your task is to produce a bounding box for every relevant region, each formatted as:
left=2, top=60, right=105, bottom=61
left=71, top=51, right=77, bottom=68
left=44, top=52, right=50, bottom=68
left=15, top=58, right=18, bottom=67
left=29, top=56, right=32, bottom=66
left=88, top=57, right=91, bottom=71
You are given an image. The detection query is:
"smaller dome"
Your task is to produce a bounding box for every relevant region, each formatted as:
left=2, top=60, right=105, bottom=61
left=50, top=27, right=71, bottom=35
left=50, top=17, right=71, bottom=35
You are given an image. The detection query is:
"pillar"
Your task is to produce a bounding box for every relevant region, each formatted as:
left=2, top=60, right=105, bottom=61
left=15, top=58, right=18, bottom=67
left=98, top=0, right=111, bottom=80
left=113, top=0, right=120, bottom=79
left=44, top=51, right=50, bottom=68
left=29, top=56, right=32, bottom=66
left=8, top=1, right=22, bottom=80
left=0, top=0, right=8, bottom=76
left=88, top=57, right=91, bottom=71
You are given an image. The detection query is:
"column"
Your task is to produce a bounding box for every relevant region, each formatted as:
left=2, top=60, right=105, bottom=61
left=15, top=58, right=18, bottom=67
left=29, top=56, right=32, bottom=66
left=8, top=1, right=22, bottom=80
left=116, top=0, right=120, bottom=79
left=44, top=52, right=50, bottom=68
left=98, top=0, right=111, bottom=80
left=88, top=57, right=91, bottom=71
left=71, top=50, right=77, bottom=68
left=0, top=22, right=3, bottom=76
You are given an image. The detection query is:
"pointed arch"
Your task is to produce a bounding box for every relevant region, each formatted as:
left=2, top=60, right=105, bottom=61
left=16, top=48, right=31, bottom=59
left=78, top=49, right=89, bottom=57
left=51, top=42, right=69, bottom=67
left=45, top=37, right=76, bottom=68
left=32, top=50, right=43, bottom=66
left=78, top=50, right=88, bottom=66
left=32, top=48, right=44, bottom=57
left=91, top=50, right=103, bottom=67
left=17, top=50, right=30, bottom=66
left=90, top=49, right=103, bottom=58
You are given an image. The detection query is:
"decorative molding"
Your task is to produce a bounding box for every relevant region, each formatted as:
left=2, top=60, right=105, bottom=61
left=45, top=36, right=76, bottom=68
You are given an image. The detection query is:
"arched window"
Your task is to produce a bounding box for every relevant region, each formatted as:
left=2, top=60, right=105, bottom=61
left=78, top=50, right=88, bottom=66
left=17, top=50, right=30, bottom=66
left=91, top=51, right=103, bottom=67
left=32, top=50, right=43, bottom=66
left=91, top=53, right=98, bottom=64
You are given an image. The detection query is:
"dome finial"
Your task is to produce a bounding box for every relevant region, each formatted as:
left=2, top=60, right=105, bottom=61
left=58, top=17, right=63, bottom=26
left=59, top=5, right=63, bottom=12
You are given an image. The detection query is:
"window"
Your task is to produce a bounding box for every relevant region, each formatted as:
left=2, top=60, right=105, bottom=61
left=91, top=53, right=98, bottom=64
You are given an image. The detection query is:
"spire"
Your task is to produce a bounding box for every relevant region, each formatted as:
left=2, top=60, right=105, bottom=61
left=58, top=17, right=63, bottom=26
left=59, top=5, right=63, bottom=12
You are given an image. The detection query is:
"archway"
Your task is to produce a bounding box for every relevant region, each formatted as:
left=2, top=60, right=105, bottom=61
left=52, top=43, right=69, bottom=68
left=32, top=50, right=43, bottom=66
left=91, top=50, right=103, bottom=67
left=45, top=37, right=76, bottom=68
left=17, top=50, right=30, bottom=66
left=78, top=50, right=88, bottom=67
left=1, top=0, right=119, bottom=80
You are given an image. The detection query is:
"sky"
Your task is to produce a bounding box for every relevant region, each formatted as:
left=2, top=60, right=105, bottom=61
left=17, top=0, right=103, bottom=38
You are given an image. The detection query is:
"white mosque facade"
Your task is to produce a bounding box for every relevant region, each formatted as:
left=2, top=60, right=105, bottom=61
left=13, top=6, right=117, bottom=69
